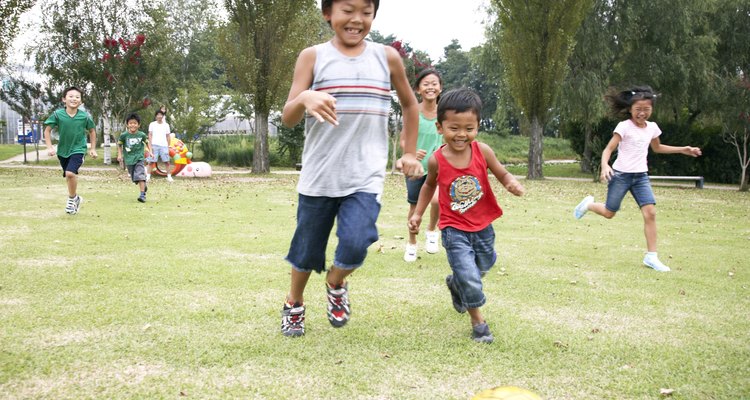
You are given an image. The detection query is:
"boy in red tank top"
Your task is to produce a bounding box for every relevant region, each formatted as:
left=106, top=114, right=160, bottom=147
left=408, top=88, right=525, bottom=343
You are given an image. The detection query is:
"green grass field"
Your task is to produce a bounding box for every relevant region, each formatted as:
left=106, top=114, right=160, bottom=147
left=0, top=167, right=747, bottom=399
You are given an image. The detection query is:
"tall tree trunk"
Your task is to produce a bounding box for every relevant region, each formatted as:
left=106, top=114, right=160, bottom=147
left=581, top=122, right=593, bottom=173
left=252, top=110, right=270, bottom=174
left=527, top=116, right=544, bottom=179
left=740, top=167, right=748, bottom=192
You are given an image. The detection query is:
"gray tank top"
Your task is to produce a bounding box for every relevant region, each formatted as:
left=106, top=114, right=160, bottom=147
left=297, top=41, right=391, bottom=198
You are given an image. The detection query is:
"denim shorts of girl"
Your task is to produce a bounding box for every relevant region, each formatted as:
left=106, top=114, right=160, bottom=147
left=285, top=192, right=381, bottom=273
left=405, top=174, right=427, bottom=204
left=148, top=145, right=170, bottom=162
left=442, top=225, right=497, bottom=309
left=605, top=170, right=656, bottom=212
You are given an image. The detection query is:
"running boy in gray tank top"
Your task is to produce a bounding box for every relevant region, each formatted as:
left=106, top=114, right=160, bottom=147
left=278, top=0, right=423, bottom=337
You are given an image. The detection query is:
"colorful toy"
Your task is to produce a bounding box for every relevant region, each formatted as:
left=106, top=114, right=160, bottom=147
left=149, top=135, right=211, bottom=177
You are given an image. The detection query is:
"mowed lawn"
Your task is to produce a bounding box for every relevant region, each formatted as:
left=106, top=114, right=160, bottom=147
left=0, top=166, right=747, bottom=400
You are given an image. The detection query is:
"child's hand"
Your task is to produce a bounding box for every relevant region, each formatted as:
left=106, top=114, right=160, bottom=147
left=47, top=147, right=56, bottom=157
left=394, top=157, right=403, bottom=171
left=506, top=180, right=525, bottom=196
left=303, top=90, right=338, bottom=125
left=415, top=149, right=427, bottom=161
left=600, top=165, right=614, bottom=182
left=408, top=215, right=422, bottom=234
left=116, top=155, right=122, bottom=163
left=400, top=153, right=424, bottom=179
left=684, top=146, right=702, bottom=157
left=89, top=149, right=98, bottom=159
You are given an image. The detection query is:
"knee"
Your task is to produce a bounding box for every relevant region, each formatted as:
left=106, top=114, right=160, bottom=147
left=642, top=206, right=657, bottom=221
left=602, top=210, right=616, bottom=219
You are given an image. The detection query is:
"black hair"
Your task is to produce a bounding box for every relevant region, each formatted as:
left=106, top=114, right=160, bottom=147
left=437, top=88, right=482, bottom=123
left=321, top=0, right=379, bottom=17
left=605, top=85, right=658, bottom=119
left=155, top=109, right=165, bottom=117
left=413, top=68, right=442, bottom=90
left=62, top=86, right=82, bottom=98
left=125, top=113, right=141, bottom=124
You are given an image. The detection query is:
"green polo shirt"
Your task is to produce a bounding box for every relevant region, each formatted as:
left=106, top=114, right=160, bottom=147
left=44, top=109, right=95, bottom=158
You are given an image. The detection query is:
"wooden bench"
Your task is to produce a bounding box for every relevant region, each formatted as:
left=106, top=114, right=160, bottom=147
left=650, top=175, right=704, bottom=189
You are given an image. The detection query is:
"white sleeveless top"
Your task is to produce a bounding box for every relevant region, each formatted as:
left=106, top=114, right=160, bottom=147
left=297, top=41, right=391, bottom=198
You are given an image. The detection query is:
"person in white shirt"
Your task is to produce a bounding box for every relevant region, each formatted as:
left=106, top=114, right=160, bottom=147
left=147, top=110, right=173, bottom=182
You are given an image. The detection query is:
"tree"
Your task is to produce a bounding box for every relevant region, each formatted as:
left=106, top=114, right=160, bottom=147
left=219, top=0, right=320, bottom=174
left=0, top=0, right=34, bottom=66
left=0, top=77, right=47, bottom=162
left=561, top=0, right=616, bottom=174
left=489, top=0, right=592, bottom=179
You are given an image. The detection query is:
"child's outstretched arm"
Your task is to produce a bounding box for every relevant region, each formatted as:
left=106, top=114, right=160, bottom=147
left=408, top=156, right=439, bottom=233
left=600, top=134, right=622, bottom=181
left=282, top=47, right=338, bottom=127
left=480, top=142, right=525, bottom=196
left=650, top=138, right=702, bottom=157
left=388, top=46, right=423, bottom=178
left=88, top=128, right=98, bottom=158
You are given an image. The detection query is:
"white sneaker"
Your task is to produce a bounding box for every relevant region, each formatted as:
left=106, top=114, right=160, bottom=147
left=574, top=195, right=594, bottom=219
left=403, top=243, right=417, bottom=262
left=166, top=175, right=174, bottom=182
left=425, top=230, right=440, bottom=254
left=643, top=255, right=671, bottom=272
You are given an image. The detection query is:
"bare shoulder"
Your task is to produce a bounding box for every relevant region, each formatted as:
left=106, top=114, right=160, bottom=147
left=297, top=46, right=317, bottom=66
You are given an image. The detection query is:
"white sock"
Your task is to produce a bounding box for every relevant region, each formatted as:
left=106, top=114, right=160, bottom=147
left=645, top=252, right=657, bottom=259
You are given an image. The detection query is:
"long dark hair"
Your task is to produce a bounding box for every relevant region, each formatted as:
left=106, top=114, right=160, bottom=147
left=605, top=85, right=658, bottom=119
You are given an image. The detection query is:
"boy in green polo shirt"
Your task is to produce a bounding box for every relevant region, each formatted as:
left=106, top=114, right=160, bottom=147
left=44, top=86, right=98, bottom=215
left=117, top=113, right=151, bottom=202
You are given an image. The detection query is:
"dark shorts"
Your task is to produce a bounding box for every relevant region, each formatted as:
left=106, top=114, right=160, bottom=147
left=127, top=161, right=147, bottom=183
left=285, top=192, right=381, bottom=273
left=58, top=153, right=84, bottom=177
left=405, top=174, right=427, bottom=204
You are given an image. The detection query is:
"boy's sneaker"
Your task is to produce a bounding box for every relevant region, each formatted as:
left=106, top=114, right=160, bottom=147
left=643, top=255, right=671, bottom=272
left=472, top=322, right=494, bottom=344
left=65, top=197, right=76, bottom=214
left=166, top=175, right=174, bottom=182
left=446, top=275, right=466, bottom=313
left=326, top=281, right=350, bottom=328
left=73, top=196, right=82, bottom=214
left=281, top=302, right=305, bottom=337
left=404, top=243, right=418, bottom=262
left=138, top=193, right=146, bottom=203
left=425, top=230, right=440, bottom=254
left=574, top=195, right=594, bottom=219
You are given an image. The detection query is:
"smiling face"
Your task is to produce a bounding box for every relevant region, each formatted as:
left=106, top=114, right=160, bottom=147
left=62, top=89, right=82, bottom=110
left=324, top=0, right=375, bottom=52
left=126, top=119, right=140, bottom=133
left=416, top=73, right=441, bottom=102
left=629, top=99, right=653, bottom=128
left=436, top=110, right=479, bottom=153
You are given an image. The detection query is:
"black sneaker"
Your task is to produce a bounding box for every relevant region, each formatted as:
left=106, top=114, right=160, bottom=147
left=281, top=302, right=305, bottom=337
left=138, top=193, right=146, bottom=203
left=446, top=275, right=466, bottom=313
left=326, top=281, right=350, bottom=328
left=472, top=322, right=494, bottom=344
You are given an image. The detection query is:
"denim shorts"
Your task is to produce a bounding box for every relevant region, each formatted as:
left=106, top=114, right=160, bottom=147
left=605, top=170, right=656, bottom=212
left=58, top=153, right=84, bottom=177
left=442, top=225, right=497, bottom=309
left=127, top=161, right=147, bottom=183
left=405, top=174, right=427, bottom=204
left=285, top=192, right=381, bottom=273
left=148, top=145, right=170, bottom=162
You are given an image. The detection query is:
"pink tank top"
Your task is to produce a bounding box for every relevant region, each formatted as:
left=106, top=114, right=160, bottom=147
left=435, top=141, right=503, bottom=232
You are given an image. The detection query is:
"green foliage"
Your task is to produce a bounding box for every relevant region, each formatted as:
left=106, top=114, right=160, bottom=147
left=169, top=84, right=224, bottom=137
left=199, top=134, right=253, bottom=167
left=274, top=119, right=304, bottom=167
left=0, top=0, right=34, bottom=66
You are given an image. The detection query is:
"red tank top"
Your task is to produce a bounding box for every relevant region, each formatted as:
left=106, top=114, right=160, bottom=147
left=435, top=141, right=503, bottom=232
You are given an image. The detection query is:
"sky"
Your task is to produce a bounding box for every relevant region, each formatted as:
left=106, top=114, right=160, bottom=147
left=9, top=0, right=491, bottom=65
left=371, top=0, right=490, bottom=61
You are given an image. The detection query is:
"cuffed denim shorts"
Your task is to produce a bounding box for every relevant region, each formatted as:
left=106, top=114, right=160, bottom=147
left=285, top=192, right=381, bottom=273
left=442, top=225, right=497, bottom=309
left=605, top=170, right=656, bottom=212
left=148, top=145, right=170, bottom=162
left=58, top=153, right=84, bottom=177
left=405, top=174, right=427, bottom=204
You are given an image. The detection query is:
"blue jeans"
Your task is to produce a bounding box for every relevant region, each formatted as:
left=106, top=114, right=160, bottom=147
left=286, top=192, right=381, bottom=273
left=442, top=225, right=497, bottom=309
left=405, top=174, right=427, bottom=204
left=605, top=170, right=656, bottom=212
